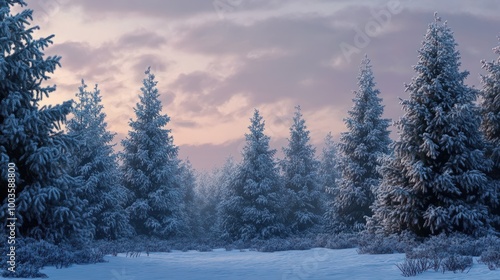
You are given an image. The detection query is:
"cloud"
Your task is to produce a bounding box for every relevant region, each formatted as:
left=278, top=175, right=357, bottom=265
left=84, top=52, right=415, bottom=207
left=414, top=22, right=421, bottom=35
left=118, top=30, right=168, bottom=50
left=29, top=0, right=500, bottom=171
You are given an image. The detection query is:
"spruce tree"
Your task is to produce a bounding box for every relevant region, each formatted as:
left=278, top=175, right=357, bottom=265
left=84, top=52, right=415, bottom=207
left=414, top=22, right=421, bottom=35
left=67, top=81, right=132, bottom=240
left=219, top=110, right=286, bottom=241
left=480, top=39, right=500, bottom=230
left=334, top=56, right=391, bottom=231
left=178, top=159, right=199, bottom=237
left=320, top=133, right=340, bottom=231
left=281, top=106, right=323, bottom=233
left=204, top=157, right=237, bottom=237
left=121, top=68, right=183, bottom=238
left=370, top=16, right=492, bottom=237
left=0, top=0, right=89, bottom=243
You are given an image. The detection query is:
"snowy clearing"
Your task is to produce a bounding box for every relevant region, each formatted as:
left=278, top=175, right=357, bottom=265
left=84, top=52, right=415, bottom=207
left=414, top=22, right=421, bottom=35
left=26, top=248, right=498, bottom=280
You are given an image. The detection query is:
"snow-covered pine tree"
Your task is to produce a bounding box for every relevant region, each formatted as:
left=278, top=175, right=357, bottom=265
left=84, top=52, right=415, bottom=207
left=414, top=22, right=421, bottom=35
left=219, top=110, right=286, bottom=241
left=202, top=156, right=237, bottom=238
left=320, top=132, right=341, bottom=231
left=369, top=16, right=492, bottom=237
left=67, top=80, right=132, bottom=240
left=0, top=0, right=90, bottom=244
left=281, top=106, right=323, bottom=233
left=121, top=68, right=183, bottom=238
left=334, top=56, right=391, bottom=232
left=480, top=39, right=500, bottom=230
left=178, top=159, right=200, bottom=237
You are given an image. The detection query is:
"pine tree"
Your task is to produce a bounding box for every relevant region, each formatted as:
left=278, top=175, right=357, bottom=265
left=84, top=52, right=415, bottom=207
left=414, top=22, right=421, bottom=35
left=334, top=56, right=391, bottom=231
left=219, top=110, right=286, bottom=241
left=281, top=106, right=323, bottom=233
left=178, top=159, right=200, bottom=237
left=320, top=133, right=340, bottom=231
left=370, top=16, right=493, bottom=237
left=0, top=0, right=90, bottom=244
left=480, top=39, right=500, bottom=230
left=121, top=68, right=183, bottom=238
left=202, top=156, right=237, bottom=238
left=67, top=80, right=132, bottom=240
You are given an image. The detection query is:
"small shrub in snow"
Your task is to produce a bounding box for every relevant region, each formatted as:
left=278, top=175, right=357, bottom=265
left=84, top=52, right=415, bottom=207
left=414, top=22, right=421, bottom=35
left=479, top=247, right=500, bottom=270
left=315, top=233, right=359, bottom=249
left=396, top=258, right=432, bottom=277
left=439, top=255, right=473, bottom=274
left=358, top=232, right=415, bottom=254
left=73, top=248, right=105, bottom=264
left=196, top=245, right=213, bottom=252
left=1, top=238, right=105, bottom=278
left=258, top=238, right=292, bottom=252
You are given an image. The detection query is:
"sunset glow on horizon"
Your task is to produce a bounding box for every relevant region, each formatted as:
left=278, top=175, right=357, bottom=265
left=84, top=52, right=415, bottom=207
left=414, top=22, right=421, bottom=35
left=27, top=0, right=500, bottom=170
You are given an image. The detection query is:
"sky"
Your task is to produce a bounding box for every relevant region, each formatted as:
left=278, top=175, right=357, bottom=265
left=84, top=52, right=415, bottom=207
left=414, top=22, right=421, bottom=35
left=23, top=0, right=500, bottom=171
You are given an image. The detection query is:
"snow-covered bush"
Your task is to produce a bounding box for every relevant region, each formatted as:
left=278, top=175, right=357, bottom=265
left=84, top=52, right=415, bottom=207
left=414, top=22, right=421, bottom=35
left=479, top=247, right=500, bottom=270
left=396, top=254, right=473, bottom=277
left=407, top=233, right=500, bottom=260
left=398, top=233, right=500, bottom=275
left=196, top=245, right=213, bottom=252
left=314, top=233, right=359, bottom=249
left=396, top=258, right=432, bottom=277
left=358, top=232, right=416, bottom=254
left=440, top=255, right=473, bottom=273
left=257, top=237, right=314, bottom=252
left=1, top=238, right=105, bottom=278
left=257, top=238, right=292, bottom=252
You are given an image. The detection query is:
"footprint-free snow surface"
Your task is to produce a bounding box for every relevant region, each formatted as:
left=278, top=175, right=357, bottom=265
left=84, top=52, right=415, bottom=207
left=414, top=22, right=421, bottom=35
left=31, top=248, right=499, bottom=279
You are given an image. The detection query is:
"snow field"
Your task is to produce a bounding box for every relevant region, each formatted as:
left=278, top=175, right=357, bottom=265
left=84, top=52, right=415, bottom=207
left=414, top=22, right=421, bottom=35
left=33, top=248, right=499, bottom=280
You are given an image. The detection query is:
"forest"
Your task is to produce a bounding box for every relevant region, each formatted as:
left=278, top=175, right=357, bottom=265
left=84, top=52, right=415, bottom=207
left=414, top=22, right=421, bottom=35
left=1, top=0, right=500, bottom=278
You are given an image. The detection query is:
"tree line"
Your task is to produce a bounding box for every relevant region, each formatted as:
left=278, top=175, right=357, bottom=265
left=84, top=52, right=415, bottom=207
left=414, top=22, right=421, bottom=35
left=1, top=0, right=499, bottom=252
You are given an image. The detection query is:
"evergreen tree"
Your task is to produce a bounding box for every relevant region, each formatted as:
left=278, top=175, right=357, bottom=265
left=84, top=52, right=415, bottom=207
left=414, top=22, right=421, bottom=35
left=67, top=81, right=132, bottom=240
left=0, top=0, right=89, bottom=244
left=281, top=106, right=323, bottom=233
left=480, top=39, right=500, bottom=230
left=219, top=110, right=286, bottom=241
left=334, top=56, right=391, bottom=231
left=320, top=133, right=340, bottom=231
left=370, top=16, right=492, bottom=237
left=201, top=156, right=237, bottom=238
left=178, top=159, right=200, bottom=237
left=121, top=68, right=183, bottom=238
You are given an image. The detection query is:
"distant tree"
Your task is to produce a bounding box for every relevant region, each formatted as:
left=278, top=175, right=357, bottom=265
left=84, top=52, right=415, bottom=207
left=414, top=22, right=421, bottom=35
left=320, top=133, right=340, bottom=231
left=121, top=68, right=183, bottom=238
left=480, top=39, right=500, bottom=230
left=369, top=16, right=493, bottom=237
left=67, top=81, right=132, bottom=240
left=178, top=159, right=200, bottom=237
left=219, top=110, right=287, bottom=241
left=334, top=56, right=391, bottom=232
left=281, top=106, right=323, bottom=233
left=0, top=0, right=90, bottom=244
left=199, top=156, right=238, bottom=238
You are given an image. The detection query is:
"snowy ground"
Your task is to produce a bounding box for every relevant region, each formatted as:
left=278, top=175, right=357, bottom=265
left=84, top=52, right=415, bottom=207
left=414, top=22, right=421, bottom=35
left=18, top=248, right=499, bottom=279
